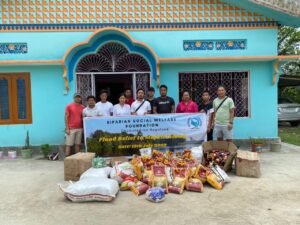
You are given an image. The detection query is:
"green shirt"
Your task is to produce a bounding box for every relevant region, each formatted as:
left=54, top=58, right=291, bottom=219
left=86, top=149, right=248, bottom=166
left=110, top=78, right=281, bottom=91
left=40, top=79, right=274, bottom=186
left=213, top=97, right=235, bottom=125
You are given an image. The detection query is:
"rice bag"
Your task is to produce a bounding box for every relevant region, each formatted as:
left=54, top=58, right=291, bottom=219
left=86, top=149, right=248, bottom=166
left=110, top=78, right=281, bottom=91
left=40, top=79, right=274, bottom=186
left=168, top=168, right=188, bottom=194
left=142, top=169, right=153, bottom=185
left=206, top=169, right=224, bottom=190
left=130, top=181, right=150, bottom=196
left=110, top=162, right=135, bottom=183
left=59, top=178, right=119, bottom=202
left=120, top=176, right=137, bottom=191
left=131, top=155, right=143, bottom=180
left=194, top=165, right=208, bottom=183
left=80, top=167, right=112, bottom=180
left=211, top=165, right=231, bottom=183
left=191, top=146, right=203, bottom=163
left=165, top=167, right=173, bottom=184
left=186, top=178, right=204, bottom=192
left=151, top=165, right=168, bottom=193
left=146, top=187, right=166, bottom=203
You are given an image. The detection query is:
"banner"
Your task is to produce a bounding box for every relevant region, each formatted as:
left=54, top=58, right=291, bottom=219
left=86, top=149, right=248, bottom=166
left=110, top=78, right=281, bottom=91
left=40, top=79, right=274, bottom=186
left=83, top=113, right=207, bottom=156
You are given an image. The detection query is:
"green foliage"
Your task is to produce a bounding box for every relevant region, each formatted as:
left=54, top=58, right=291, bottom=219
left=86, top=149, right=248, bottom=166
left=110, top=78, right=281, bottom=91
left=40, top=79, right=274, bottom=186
left=278, top=26, right=300, bottom=75
left=41, top=144, right=51, bottom=158
left=24, top=130, right=31, bottom=149
left=279, top=127, right=300, bottom=146
left=281, top=87, right=300, bottom=103
left=249, top=137, right=265, bottom=145
left=87, top=129, right=187, bottom=157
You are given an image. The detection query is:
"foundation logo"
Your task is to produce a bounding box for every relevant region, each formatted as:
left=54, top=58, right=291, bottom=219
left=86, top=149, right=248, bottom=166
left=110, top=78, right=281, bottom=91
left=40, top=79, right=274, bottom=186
left=187, top=116, right=201, bottom=129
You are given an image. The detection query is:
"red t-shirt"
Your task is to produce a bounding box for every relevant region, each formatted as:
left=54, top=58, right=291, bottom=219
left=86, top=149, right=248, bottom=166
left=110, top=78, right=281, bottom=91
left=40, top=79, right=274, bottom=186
left=125, top=98, right=134, bottom=106
left=65, top=103, right=84, bottom=129
left=176, top=100, right=198, bottom=113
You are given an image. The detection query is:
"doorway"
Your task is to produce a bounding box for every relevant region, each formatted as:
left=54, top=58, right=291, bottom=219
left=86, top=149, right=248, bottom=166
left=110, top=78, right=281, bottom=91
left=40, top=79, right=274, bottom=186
left=95, top=73, right=132, bottom=104
left=76, top=72, right=151, bottom=105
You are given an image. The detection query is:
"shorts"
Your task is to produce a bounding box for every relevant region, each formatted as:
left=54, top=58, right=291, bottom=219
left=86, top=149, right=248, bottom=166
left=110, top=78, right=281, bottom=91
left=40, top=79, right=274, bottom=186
left=213, top=124, right=233, bottom=140
left=65, top=128, right=83, bottom=146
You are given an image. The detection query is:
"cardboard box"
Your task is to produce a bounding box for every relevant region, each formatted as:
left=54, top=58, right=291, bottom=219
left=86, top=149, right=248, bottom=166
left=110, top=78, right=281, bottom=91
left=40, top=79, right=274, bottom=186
left=202, top=141, right=238, bottom=172
left=236, top=150, right=261, bottom=178
left=64, top=152, right=95, bottom=181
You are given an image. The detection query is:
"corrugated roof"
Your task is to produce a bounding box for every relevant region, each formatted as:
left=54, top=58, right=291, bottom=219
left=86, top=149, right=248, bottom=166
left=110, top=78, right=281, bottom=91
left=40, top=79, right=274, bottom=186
left=251, top=0, right=300, bottom=17
left=222, top=0, right=300, bottom=27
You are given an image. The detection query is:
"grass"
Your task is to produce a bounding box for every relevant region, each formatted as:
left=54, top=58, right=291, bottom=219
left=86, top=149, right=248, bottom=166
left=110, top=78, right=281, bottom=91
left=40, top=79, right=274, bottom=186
left=279, top=126, right=300, bottom=146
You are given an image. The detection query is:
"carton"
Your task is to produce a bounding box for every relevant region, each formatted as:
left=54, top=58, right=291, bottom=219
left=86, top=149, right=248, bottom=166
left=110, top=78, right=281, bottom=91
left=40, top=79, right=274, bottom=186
left=202, top=141, right=238, bottom=172
left=64, top=152, right=95, bottom=181
left=236, top=150, right=261, bottom=178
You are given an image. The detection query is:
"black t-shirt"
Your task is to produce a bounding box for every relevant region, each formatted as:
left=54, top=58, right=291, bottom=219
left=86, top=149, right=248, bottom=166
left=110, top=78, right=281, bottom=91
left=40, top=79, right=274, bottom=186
left=154, top=96, right=175, bottom=114
left=198, top=102, right=213, bottom=113
left=147, top=98, right=155, bottom=114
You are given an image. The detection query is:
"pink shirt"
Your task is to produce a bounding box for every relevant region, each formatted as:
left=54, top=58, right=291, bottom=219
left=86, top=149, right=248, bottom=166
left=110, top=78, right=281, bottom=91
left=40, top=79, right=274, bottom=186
left=176, top=100, right=198, bottom=113
left=65, top=103, right=85, bottom=129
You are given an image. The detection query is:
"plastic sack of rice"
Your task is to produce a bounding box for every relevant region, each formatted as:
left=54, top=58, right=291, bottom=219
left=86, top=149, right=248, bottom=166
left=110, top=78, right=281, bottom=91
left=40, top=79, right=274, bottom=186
left=59, top=178, right=119, bottom=202
left=130, top=181, right=150, bottom=196
left=80, top=167, right=112, bottom=180
left=191, top=146, right=203, bottom=163
left=168, top=168, right=188, bottom=194
left=110, top=162, right=135, bottom=184
left=186, top=177, right=204, bottom=192
left=206, top=169, right=225, bottom=190
left=151, top=165, right=168, bottom=193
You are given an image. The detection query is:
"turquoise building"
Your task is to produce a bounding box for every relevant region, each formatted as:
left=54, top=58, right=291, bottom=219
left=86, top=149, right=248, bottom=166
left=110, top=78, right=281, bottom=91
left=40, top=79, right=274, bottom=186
left=0, top=0, right=299, bottom=147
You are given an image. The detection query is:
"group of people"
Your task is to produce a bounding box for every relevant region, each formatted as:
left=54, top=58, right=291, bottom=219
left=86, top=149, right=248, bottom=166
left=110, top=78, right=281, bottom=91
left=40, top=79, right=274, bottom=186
left=64, top=85, right=235, bottom=156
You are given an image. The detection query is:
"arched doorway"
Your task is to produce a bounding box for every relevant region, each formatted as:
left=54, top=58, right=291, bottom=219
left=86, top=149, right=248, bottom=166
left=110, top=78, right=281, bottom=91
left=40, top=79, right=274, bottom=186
left=76, top=42, right=151, bottom=104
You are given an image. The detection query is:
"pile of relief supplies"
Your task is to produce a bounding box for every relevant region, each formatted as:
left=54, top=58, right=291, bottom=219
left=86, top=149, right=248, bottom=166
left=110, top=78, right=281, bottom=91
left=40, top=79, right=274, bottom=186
left=59, top=142, right=237, bottom=203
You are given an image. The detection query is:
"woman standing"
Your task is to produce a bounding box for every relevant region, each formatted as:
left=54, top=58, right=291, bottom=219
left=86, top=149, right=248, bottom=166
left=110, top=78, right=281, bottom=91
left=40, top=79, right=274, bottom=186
left=113, top=93, right=131, bottom=116
left=176, top=91, right=198, bottom=113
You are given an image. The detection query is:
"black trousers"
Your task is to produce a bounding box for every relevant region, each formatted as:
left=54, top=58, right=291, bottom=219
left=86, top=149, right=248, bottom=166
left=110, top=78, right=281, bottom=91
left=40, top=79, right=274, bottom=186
left=207, top=129, right=213, bottom=141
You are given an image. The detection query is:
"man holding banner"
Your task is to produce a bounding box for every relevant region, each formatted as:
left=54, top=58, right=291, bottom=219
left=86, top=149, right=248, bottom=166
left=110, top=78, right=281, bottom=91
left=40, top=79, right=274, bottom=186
left=131, top=88, right=151, bottom=116
left=153, top=85, right=175, bottom=114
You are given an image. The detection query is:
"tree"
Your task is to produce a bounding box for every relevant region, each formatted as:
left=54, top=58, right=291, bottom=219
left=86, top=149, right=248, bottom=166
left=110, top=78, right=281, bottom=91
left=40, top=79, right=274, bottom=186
left=278, top=26, right=300, bottom=75
left=278, top=26, right=300, bottom=103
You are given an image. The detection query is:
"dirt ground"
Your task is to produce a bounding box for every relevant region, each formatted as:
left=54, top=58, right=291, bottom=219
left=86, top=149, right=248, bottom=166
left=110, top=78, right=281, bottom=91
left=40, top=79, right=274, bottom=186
left=0, top=144, right=300, bottom=225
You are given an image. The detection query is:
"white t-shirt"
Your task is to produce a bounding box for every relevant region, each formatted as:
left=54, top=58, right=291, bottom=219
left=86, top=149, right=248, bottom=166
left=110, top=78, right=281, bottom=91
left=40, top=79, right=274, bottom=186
left=113, top=104, right=131, bottom=116
left=131, top=99, right=151, bottom=116
left=96, top=101, right=113, bottom=116
left=83, top=106, right=102, bottom=117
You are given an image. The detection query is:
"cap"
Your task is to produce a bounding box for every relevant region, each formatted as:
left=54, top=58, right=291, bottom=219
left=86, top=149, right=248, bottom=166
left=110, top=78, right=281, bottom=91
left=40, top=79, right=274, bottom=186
left=73, top=93, right=82, bottom=98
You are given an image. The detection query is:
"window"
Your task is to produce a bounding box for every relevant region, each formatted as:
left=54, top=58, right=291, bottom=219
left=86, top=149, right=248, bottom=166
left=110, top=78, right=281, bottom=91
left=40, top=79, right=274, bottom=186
left=0, top=73, right=32, bottom=124
left=179, top=71, right=249, bottom=117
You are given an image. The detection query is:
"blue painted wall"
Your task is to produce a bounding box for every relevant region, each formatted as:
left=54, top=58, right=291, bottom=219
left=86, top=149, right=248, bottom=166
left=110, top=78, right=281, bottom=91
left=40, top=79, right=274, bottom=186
left=159, top=61, right=278, bottom=139
left=0, top=61, right=277, bottom=147
left=0, top=28, right=279, bottom=146
left=0, top=28, right=278, bottom=60
left=0, top=66, right=74, bottom=147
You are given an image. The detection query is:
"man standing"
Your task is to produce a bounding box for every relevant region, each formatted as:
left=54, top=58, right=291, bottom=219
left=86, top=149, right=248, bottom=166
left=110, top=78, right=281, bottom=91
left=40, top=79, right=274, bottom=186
left=198, top=90, right=214, bottom=141
left=146, top=87, right=155, bottom=114
left=124, top=88, right=134, bottom=106
left=210, top=86, right=235, bottom=142
left=83, top=95, right=102, bottom=117
left=131, top=88, right=151, bottom=115
left=153, top=85, right=175, bottom=114
left=96, top=89, right=113, bottom=116
left=65, top=93, right=85, bottom=156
